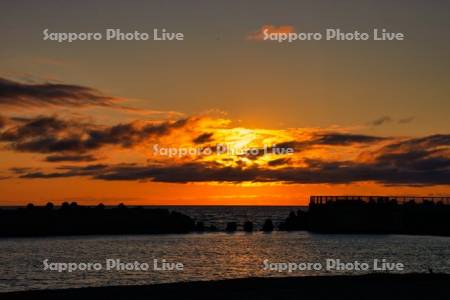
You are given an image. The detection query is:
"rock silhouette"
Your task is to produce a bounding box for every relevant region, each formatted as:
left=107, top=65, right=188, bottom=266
left=225, top=222, right=237, bottom=232
left=243, top=220, right=253, bottom=232
left=262, top=219, right=274, bottom=232
left=279, top=210, right=307, bottom=231
left=0, top=203, right=195, bottom=237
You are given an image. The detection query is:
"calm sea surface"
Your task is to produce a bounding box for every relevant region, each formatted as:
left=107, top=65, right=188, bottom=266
left=161, top=206, right=306, bottom=229
left=0, top=206, right=449, bottom=292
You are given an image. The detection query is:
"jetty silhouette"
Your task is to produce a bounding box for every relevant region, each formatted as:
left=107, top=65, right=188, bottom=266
left=279, top=196, right=450, bottom=236
left=0, top=202, right=195, bottom=237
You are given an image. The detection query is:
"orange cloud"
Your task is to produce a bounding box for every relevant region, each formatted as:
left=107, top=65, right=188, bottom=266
left=246, top=24, right=296, bottom=41
left=1, top=76, right=449, bottom=189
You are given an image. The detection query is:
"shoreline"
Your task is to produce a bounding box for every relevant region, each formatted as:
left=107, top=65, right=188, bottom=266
left=1, top=230, right=449, bottom=239
left=1, top=273, right=449, bottom=300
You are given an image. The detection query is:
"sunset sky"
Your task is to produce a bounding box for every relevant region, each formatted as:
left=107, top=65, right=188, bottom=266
left=0, top=0, right=449, bottom=205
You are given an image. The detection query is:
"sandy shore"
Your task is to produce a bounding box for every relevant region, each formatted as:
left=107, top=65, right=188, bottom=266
left=1, top=273, right=448, bottom=300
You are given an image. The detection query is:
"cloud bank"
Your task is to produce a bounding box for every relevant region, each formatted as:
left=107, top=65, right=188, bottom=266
left=0, top=77, right=118, bottom=108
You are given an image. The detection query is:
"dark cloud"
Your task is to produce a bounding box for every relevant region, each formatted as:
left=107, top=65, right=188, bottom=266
left=1, top=116, right=71, bottom=142
left=45, top=154, right=97, bottom=162
left=268, top=158, right=291, bottom=166
left=398, top=116, right=415, bottom=124
left=272, top=133, right=387, bottom=152
left=364, top=134, right=450, bottom=174
left=17, top=132, right=450, bottom=186
left=193, top=132, right=214, bottom=144
left=20, top=164, right=108, bottom=179
left=313, top=133, right=387, bottom=145
left=0, top=115, right=191, bottom=154
left=273, top=140, right=308, bottom=152
left=369, top=116, right=415, bottom=126
left=370, top=116, right=392, bottom=126
left=237, top=133, right=387, bottom=161
left=96, top=163, right=264, bottom=183
left=20, top=172, right=70, bottom=179
left=380, top=134, right=450, bottom=152
left=20, top=159, right=449, bottom=186
left=0, top=77, right=117, bottom=108
left=9, top=167, right=37, bottom=174
left=85, top=118, right=188, bottom=149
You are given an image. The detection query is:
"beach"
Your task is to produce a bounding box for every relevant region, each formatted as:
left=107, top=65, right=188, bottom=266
left=1, top=273, right=448, bottom=300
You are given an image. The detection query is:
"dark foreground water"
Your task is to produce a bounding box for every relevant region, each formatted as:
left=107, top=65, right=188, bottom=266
left=0, top=232, right=449, bottom=292
left=0, top=206, right=449, bottom=292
